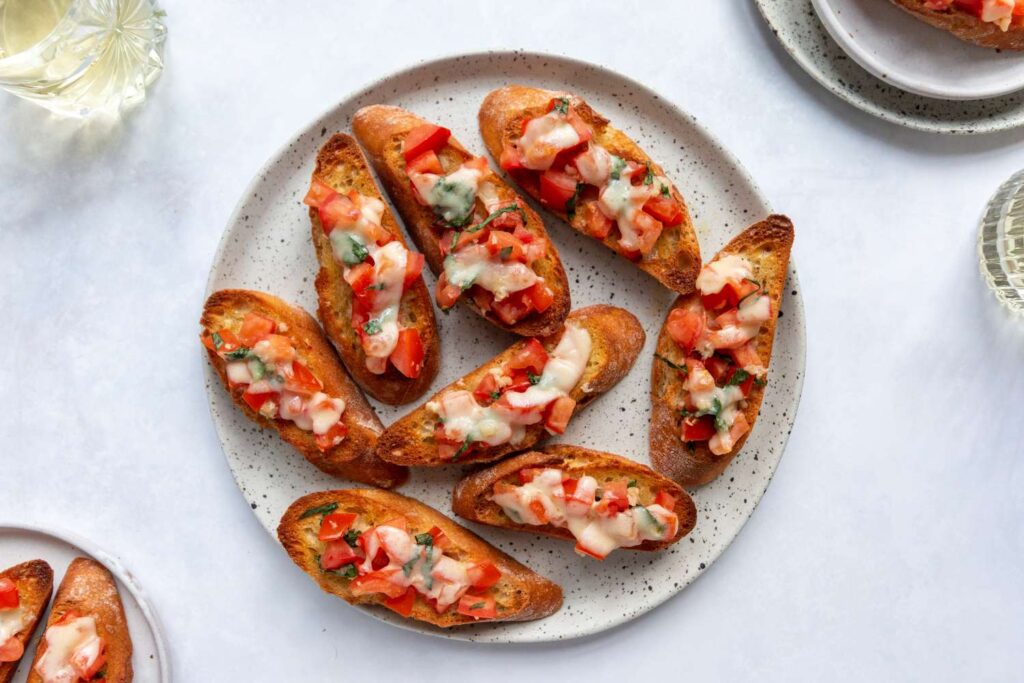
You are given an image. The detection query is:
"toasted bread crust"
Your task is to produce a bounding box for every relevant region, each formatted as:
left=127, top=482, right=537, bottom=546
left=374, top=305, right=645, bottom=467
left=891, top=0, right=1024, bottom=50
left=478, top=85, right=702, bottom=295
left=650, top=215, right=794, bottom=487
left=0, top=561, right=53, bottom=683
left=27, top=558, right=131, bottom=683
left=452, top=445, right=697, bottom=551
left=310, top=133, right=441, bottom=405
left=352, top=105, right=571, bottom=337
left=201, top=289, right=407, bottom=488
left=277, top=489, right=563, bottom=627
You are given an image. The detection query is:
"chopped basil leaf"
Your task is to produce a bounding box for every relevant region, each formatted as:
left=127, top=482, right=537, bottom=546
left=498, top=246, right=512, bottom=260
left=755, top=377, right=767, bottom=388
left=643, top=163, right=654, bottom=186
left=224, top=347, right=250, bottom=361
left=726, top=369, right=751, bottom=387
left=566, top=182, right=584, bottom=219
left=451, top=437, right=472, bottom=461
left=402, top=556, right=418, bottom=577
left=738, top=278, right=763, bottom=305
left=466, top=206, right=527, bottom=236
left=299, top=502, right=338, bottom=519
left=363, top=319, right=383, bottom=335
left=713, top=398, right=727, bottom=432
left=627, top=479, right=638, bottom=488
left=685, top=442, right=696, bottom=453
left=489, top=390, right=501, bottom=401
left=470, top=601, right=486, bottom=610
left=610, top=156, right=626, bottom=181
left=367, top=282, right=386, bottom=291
left=339, top=564, right=358, bottom=579
left=553, top=97, right=570, bottom=115
left=341, top=236, right=369, bottom=265
left=415, top=532, right=434, bottom=546
left=343, top=529, right=360, bottom=548
left=211, top=332, right=224, bottom=349
left=421, top=546, right=435, bottom=590
left=656, top=354, right=688, bottom=374
left=660, top=184, right=670, bottom=197
left=527, top=370, right=541, bottom=385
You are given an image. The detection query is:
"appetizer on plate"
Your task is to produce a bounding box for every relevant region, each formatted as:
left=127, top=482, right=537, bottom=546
left=453, top=445, right=697, bottom=560
left=479, top=85, right=702, bottom=294
left=200, top=289, right=407, bottom=488
left=0, top=560, right=53, bottom=683
left=305, top=133, right=440, bottom=405
left=278, top=489, right=563, bottom=627
left=891, top=0, right=1024, bottom=49
left=352, top=105, right=571, bottom=336
left=28, top=558, right=131, bottom=683
left=374, top=305, right=644, bottom=467
left=650, top=215, right=794, bottom=487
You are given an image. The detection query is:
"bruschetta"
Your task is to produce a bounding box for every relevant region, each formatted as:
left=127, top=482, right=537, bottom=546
left=351, top=105, right=571, bottom=336
left=0, top=560, right=53, bottom=683
left=374, top=305, right=645, bottom=467
left=200, top=289, right=407, bottom=488
left=891, top=0, right=1024, bottom=50
left=650, top=215, right=794, bottom=487
left=27, top=558, right=131, bottom=683
left=277, top=489, right=563, bottom=627
left=479, top=85, right=702, bottom=294
left=305, top=133, right=440, bottom=405
left=452, top=445, right=697, bottom=560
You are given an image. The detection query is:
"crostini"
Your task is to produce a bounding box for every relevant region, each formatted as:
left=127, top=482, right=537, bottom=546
left=650, top=215, right=794, bottom=487
left=374, top=305, right=645, bottom=467
left=479, top=85, right=702, bottom=294
left=27, top=558, right=131, bottom=683
left=0, top=560, right=53, bottom=683
left=278, top=489, right=563, bottom=627
left=305, top=133, right=441, bottom=405
left=351, top=105, right=571, bottom=336
left=453, top=445, right=697, bottom=560
left=891, top=0, right=1024, bottom=50
left=200, top=289, right=407, bottom=488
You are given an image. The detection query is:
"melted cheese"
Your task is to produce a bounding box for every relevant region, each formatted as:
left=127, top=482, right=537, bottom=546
left=695, top=255, right=754, bottom=295
left=982, top=0, right=1014, bottom=29
left=35, top=615, right=101, bottom=683
left=443, top=245, right=538, bottom=301
left=518, top=111, right=581, bottom=170
left=412, top=164, right=483, bottom=226
left=596, top=158, right=659, bottom=253
left=0, top=606, right=26, bottom=646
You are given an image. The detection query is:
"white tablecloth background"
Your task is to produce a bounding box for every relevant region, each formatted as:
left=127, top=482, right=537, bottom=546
left=2, top=2, right=1021, bottom=680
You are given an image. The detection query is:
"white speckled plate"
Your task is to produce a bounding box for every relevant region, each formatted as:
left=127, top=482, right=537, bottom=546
left=0, top=524, right=171, bottom=682
left=756, top=0, right=1024, bottom=133
left=203, top=51, right=806, bottom=643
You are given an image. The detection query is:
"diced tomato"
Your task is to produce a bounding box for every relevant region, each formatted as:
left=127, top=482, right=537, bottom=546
left=701, top=283, right=740, bottom=312
left=436, top=437, right=462, bottom=461
left=545, top=396, right=576, bottom=435
left=304, top=178, right=336, bottom=208
left=733, top=278, right=761, bottom=302
left=315, top=422, right=348, bottom=451
left=682, top=415, right=716, bottom=442
left=403, top=251, right=425, bottom=289
left=730, top=342, right=763, bottom=371
left=345, top=262, right=376, bottom=296
left=384, top=587, right=417, bottom=617
left=319, top=539, right=360, bottom=569
left=512, top=224, right=535, bottom=244
left=467, top=561, right=502, bottom=589
left=457, top=593, right=497, bottom=619
left=463, top=156, right=489, bottom=173
left=596, top=480, right=630, bottom=515
left=0, top=636, right=23, bottom=663
left=522, top=282, right=554, bottom=314
left=208, top=328, right=241, bottom=353
left=508, top=338, right=549, bottom=374
left=574, top=543, right=608, bottom=560
left=704, top=355, right=733, bottom=385
left=953, top=0, right=983, bottom=16
left=406, top=150, right=443, bottom=175
left=486, top=231, right=526, bottom=262
left=500, top=143, right=525, bottom=171
left=435, top=273, right=463, bottom=310
left=666, top=307, right=705, bottom=353
left=318, top=192, right=360, bottom=233
left=727, top=368, right=755, bottom=396
left=318, top=512, right=358, bottom=541
left=505, top=369, right=533, bottom=393
left=242, top=391, right=276, bottom=413
left=581, top=202, right=613, bottom=239
left=565, top=107, right=593, bottom=143
left=286, top=361, right=323, bottom=394
left=518, top=468, right=543, bottom=484
left=70, top=639, right=107, bottom=680
left=539, top=170, right=578, bottom=212
left=390, top=328, right=424, bottom=379
left=403, top=124, right=451, bottom=162
left=424, top=526, right=450, bottom=551
left=528, top=500, right=548, bottom=523
left=654, top=491, right=677, bottom=510
left=237, top=313, right=276, bottom=347
left=643, top=195, right=684, bottom=226
left=629, top=210, right=663, bottom=255
left=0, top=579, right=17, bottom=609
left=349, top=570, right=406, bottom=599
left=473, top=372, right=500, bottom=405
left=561, top=477, right=579, bottom=497
left=491, top=292, right=532, bottom=326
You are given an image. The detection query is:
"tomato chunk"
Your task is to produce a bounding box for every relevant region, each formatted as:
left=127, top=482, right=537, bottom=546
left=320, top=539, right=359, bottom=570
left=304, top=178, right=336, bottom=208
left=523, top=282, right=554, bottom=314
left=403, top=124, right=451, bottom=161
left=406, top=150, right=443, bottom=175
left=643, top=195, right=684, bottom=226
left=70, top=639, right=106, bottom=680
left=545, top=396, right=576, bottom=435
left=315, top=422, right=348, bottom=452
left=539, top=170, right=578, bottom=212
left=242, top=391, right=275, bottom=413
left=701, top=283, right=740, bottom=312
left=285, top=361, right=323, bottom=394
left=457, top=594, right=497, bottom=619
left=403, top=251, right=425, bottom=289
left=517, top=467, right=543, bottom=484
left=0, top=579, right=17, bottom=609
left=491, top=292, right=532, bottom=326
left=654, top=491, right=677, bottom=510
left=704, top=355, right=733, bottom=385
left=318, top=512, right=358, bottom=541
left=384, top=587, right=417, bottom=617
left=682, top=415, right=716, bottom=442
left=500, top=143, right=525, bottom=171
left=435, top=273, right=463, bottom=310
left=467, top=562, right=502, bottom=589
left=237, top=313, right=276, bottom=347
left=486, top=230, right=526, bottom=262
left=389, top=328, right=424, bottom=379
left=508, top=338, right=549, bottom=374
left=350, top=570, right=406, bottom=599
left=666, top=307, right=705, bottom=353
left=581, top=202, right=613, bottom=239
left=318, top=193, right=360, bottom=233
left=473, top=372, right=500, bottom=405
left=0, top=636, right=23, bottom=663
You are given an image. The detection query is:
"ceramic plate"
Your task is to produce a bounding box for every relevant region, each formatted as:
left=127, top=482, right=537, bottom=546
left=756, top=0, right=1024, bottom=133
left=203, top=50, right=806, bottom=643
left=0, top=524, right=171, bottom=682
left=813, top=0, right=1024, bottom=100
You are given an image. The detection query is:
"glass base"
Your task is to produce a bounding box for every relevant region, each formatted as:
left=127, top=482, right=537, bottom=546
left=978, top=169, right=1024, bottom=316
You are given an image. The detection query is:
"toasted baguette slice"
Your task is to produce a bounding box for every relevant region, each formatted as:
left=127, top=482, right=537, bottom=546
left=351, top=104, right=571, bottom=337
left=0, top=561, right=53, bottom=683
left=201, top=289, right=407, bottom=488
left=27, top=558, right=131, bottom=683
left=375, top=305, right=645, bottom=467
left=650, top=215, right=794, bottom=487
left=452, top=445, right=697, bottom=553
left=310, top=133, right=440, bottom=405
left=278, top=489, right=563, bottom=627
left=479, top=85, right=702, bottom=294
left=891, top=0, right=1024, bottom=50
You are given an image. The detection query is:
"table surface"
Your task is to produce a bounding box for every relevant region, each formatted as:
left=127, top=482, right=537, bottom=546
left=1, top=1, right=1022, bottom=681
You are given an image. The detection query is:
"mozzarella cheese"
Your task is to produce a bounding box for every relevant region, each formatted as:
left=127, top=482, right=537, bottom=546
left=34, top=615, right=101, bottom=683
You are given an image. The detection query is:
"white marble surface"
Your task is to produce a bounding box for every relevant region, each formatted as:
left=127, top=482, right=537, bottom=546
left=1, top=1, right=1022, bottom=680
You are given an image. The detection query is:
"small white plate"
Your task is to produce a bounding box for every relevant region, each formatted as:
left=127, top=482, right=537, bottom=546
left=813, top=0, right=1024, bottom=100
left=204, top=50, right=806, bottom=643
left=0, top=524, right=171, bottom=683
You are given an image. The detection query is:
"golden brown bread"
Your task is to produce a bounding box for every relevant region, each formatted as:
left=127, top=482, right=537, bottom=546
left=452, top=445, right=697, bottom=552
left=478, top=85, right=702, bottom=294
left=351, top=104, right=571, bottom=337
left=891, top=0, right=1024, bottom=50
left=277, top=489, right=563, bottom=627
left=27, top=558, right=131, bottom=683
left=200, top=289, right=408, bottom=488
left=650, top=215, right=794, bottom=487
left=309, top=133, right=440, bottom=405
left=374, top=305, right=645, bottom=467
left=0, top=560, right=53, bottom=683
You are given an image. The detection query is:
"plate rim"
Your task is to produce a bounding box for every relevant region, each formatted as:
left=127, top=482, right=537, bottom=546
left=0, top=522, right=172, bottom=682
left=202, top=48, right=808, bottom=643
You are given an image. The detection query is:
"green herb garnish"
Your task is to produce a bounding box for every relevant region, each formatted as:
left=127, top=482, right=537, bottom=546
left=211, top=332, right=224, bottom=349
left=643, top=162, right=654, bottom=186
left=553, top=97, right=570, bottom=115
left=367, top=282, right=386, bottom=291
left=726, top=369, right=751, bottom=387
left=498, top=246, right=512, bottom=260
left=415, top=532, right=434, bottom=546
left=656, top=354, right=688, bottom=374
left=738, top=278, right=763, bottom=306
left=470, top=206, right=526, bottom=234
left=339, top=564, right=358, bottom=579
left=343, top=529, right=360, bottom=548
left=402, top=556, right=418, bottom=577
left=660, top=184, right=670, bottom=197
left=527, top=370, right=541, bottom=385
left=363, top=319, right=383, bottom=335
left=489, top=391, right=501, bottom=401
left=300, top=502, right=338, bottom=519
left=224, top=347, right=251, bottom=361
left=342, top=236, right=369, bottom=265
left=470, top=601, right=486, bottom=610
left=451, top=437, right=472, bottom=462
left=754, top=377, right=767, bottom=388
left=610, top=156, right=626, bottom=181
left=566, top=182, right=584, bottom=219
left=627, top=479, right=638, bottom=488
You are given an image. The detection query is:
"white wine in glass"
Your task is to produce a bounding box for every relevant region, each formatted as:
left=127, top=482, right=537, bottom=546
left=0, top=0, right=166, bottom=117
left=979, top=169, right=1024, bottom=316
